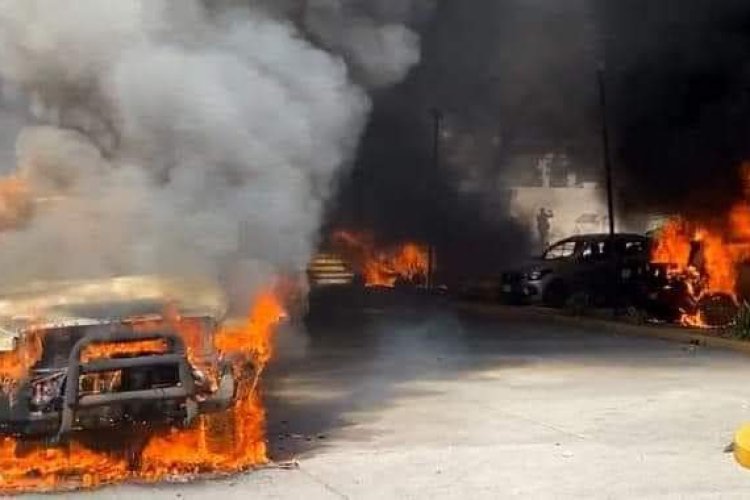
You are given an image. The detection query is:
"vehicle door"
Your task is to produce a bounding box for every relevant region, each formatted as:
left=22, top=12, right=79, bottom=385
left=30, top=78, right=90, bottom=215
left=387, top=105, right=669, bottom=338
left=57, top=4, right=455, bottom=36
left=620, top=238, right=649, bottom=266
left=618, top=237, right=650, bottom=295
left=570, top=238, right=611, bottom=297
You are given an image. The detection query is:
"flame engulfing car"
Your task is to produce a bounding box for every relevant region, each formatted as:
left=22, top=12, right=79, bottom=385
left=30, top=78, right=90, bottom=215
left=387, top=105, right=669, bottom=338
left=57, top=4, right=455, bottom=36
left=0, top=276, right=238, bottom=441
left=640, top=238, right=740, bottom=327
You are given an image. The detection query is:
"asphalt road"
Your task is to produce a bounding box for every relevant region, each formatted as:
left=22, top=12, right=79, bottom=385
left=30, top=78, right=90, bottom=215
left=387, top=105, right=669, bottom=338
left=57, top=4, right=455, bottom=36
left=57, top=293, right=750, bottom=498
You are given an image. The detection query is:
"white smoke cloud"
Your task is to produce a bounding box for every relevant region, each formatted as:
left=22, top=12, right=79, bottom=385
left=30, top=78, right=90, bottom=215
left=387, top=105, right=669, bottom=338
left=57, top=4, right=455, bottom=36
left=302, top=0, right=427, bottom=88
left=0, top=0, right=426, bottom=306
left=248, top=0, right=430, bottom=88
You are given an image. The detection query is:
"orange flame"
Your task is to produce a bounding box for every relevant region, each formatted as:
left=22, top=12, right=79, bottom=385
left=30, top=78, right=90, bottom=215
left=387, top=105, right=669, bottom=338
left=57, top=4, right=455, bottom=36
left=80, top=339, right=168, bottom=363
left=0, top=439, right=130, bottom=493
left=128, top=314, right=213, bottom=367
left=332, top=230, right=429, bottom=287
left=653, top=218, right=750, bottom=297
left=215, top=290, right=284, bottom=365
left=0, top=328, right=43, bottom=386
left=0, top=176, right=32, bottom=231
left=652, top=165, right=750, bottom=326
left=0, top=287, right=286, bottom=492
left=651, top=218, right=692, bottom=268
left=139, top=289, right=286, bottom=478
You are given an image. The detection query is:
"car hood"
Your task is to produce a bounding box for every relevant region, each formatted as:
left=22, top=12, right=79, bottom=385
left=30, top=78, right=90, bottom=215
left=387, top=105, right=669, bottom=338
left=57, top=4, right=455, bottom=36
left=0, top=275, right=228, bottom=333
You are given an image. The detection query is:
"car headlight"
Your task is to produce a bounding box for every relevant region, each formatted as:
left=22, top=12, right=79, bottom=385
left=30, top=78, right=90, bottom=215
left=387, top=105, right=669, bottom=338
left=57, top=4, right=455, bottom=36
left=29, top=372, right=65, bottom=411
left=527, top=269, right=552, bottom=281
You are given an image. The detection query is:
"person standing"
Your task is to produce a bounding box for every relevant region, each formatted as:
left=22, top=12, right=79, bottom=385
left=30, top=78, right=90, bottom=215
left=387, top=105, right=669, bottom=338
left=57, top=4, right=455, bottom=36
left=537, top=207, right=554, bottom=250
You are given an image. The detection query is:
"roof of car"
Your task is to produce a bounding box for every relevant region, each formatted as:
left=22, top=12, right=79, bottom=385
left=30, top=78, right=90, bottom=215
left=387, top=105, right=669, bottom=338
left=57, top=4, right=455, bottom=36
left=555, top=233, right=649, bottom=242
left=0, top=275, right=228, bottom=332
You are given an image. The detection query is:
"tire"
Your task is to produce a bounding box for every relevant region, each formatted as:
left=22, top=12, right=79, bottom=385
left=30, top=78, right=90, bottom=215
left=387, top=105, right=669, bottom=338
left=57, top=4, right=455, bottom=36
left=565, top=290, right=591, bottom=316
left=624, top=304, right=647, bottom=325
left=542, top=280, right=569, bottom=308
left=697, top=293, right=738, bottom=328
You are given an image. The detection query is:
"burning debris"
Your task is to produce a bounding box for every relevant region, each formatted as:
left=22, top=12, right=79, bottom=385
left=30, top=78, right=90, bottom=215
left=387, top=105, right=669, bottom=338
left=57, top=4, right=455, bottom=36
left=331, top=230, right=429, bottom=288
left=648, top=166, right=750, bottom=327
left=0, top=276, right=286, bottom=492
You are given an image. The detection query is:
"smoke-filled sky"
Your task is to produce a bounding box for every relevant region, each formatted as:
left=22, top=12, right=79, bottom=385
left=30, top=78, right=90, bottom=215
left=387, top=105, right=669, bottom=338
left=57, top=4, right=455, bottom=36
left=329, top=0, right=599, bottom=276
left=329, top=0, right=750, bottom=269
left=1, top=0, right=749, bottom=288
left=0, top=0, right=428, bottom=305
left=597, top=0, right=750, bottom=217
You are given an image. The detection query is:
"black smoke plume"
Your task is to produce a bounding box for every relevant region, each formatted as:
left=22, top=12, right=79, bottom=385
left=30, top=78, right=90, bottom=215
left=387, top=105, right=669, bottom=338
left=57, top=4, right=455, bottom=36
left=330, top=0, right=750, bottom=275
left=328, top=0, right=603, bottom=280
left=598, top=0, right=750, bottom=218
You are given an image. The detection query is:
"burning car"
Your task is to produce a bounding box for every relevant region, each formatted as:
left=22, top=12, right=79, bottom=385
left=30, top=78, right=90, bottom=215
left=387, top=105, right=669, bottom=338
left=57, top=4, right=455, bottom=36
left=0, top=276, right=238, bottom=441
left=330, top=230, right=430, bottom=288
left=635, top=260, right=739, bottom=327
left=645, top=221, right=744, bottom=327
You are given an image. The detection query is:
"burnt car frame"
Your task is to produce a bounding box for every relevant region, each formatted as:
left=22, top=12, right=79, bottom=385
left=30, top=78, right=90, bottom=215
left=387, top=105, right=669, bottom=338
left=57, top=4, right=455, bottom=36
left=636, top=240, right=740, bottom=327
left=0, top=276, right=239, bottom=442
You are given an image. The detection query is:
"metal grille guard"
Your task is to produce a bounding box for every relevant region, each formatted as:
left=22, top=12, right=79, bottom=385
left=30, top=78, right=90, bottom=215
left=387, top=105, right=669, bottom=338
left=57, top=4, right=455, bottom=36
left=55, top=330, right=196, bottom=441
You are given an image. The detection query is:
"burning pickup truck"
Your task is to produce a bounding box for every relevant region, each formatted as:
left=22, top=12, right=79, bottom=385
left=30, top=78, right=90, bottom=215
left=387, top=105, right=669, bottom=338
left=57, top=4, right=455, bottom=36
left=0, top=276, right=239, bottom=441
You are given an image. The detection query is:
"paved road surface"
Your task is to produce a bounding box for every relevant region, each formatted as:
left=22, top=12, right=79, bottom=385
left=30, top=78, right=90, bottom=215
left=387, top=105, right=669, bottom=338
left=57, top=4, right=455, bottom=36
left=61, top=295, right=750, bottom=498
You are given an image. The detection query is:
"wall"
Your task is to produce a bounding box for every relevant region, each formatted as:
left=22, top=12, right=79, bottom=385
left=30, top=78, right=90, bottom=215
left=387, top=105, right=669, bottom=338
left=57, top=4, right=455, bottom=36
left=509, top=184, right=648, bottom=252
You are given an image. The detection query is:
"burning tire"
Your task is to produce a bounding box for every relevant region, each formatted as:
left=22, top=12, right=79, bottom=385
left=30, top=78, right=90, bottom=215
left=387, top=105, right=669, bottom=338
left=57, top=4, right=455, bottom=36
left=697, top=293, right=739, bottom=328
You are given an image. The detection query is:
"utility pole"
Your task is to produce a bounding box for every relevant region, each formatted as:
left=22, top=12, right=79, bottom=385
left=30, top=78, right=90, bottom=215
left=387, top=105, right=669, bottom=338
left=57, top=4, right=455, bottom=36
left=597, top=67, right=616, bottom=238
left=428, top=108, right=444, bottom=290
left=597, top=67, right=618, bottom=309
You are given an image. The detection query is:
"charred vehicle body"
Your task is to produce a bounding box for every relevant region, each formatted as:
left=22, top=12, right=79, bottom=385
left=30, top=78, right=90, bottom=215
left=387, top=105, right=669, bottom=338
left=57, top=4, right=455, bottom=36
left=0, top=276, right=238, bottom=441
left=637, top=241, right=740, bottom=327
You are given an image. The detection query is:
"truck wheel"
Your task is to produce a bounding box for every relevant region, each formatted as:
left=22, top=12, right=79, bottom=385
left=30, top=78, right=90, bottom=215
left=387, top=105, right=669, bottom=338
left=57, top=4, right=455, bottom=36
left=565, top=290, right=591, bottom=316
left=543, top=280, right=568, bottom=308
left=698, top=293, right=738, bottom=328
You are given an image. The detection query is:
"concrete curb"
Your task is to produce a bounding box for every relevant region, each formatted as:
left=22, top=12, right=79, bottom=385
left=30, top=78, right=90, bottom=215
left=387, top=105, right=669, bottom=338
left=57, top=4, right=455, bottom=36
left=455, top=301, right=750, bottom=356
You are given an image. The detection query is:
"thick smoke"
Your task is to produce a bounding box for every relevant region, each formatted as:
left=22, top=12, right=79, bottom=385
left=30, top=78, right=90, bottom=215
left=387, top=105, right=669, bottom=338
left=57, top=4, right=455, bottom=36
left=596, top=0, right=750, bottom=218
left=329, top=0, right=602, bottom=281
left=250, top=0, right=432, bottom=88
left=0, top=0, right=426, bottom=305
left=329, top=0, right=750, bottom=278
left=301, top=0, right=428, bottom=88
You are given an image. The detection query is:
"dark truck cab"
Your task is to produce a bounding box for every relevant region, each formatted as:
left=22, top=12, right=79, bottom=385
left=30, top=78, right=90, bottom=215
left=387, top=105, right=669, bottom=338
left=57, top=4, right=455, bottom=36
left=0, top=276, right=238, bottom=441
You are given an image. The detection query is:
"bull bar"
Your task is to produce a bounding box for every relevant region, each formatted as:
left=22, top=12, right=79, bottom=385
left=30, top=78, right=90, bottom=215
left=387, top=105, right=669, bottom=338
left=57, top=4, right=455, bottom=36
left=55, top=329, right=197, bottom=441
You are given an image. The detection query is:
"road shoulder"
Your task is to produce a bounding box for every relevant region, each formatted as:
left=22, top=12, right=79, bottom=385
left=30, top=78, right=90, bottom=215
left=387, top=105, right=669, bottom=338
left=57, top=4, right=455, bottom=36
left=456, top=301, right=750, bottom=356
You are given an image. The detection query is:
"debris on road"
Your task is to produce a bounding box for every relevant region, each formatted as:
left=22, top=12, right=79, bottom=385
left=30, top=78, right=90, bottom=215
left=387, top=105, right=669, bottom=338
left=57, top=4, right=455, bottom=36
left=271, top=460, right=301, bottom=470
